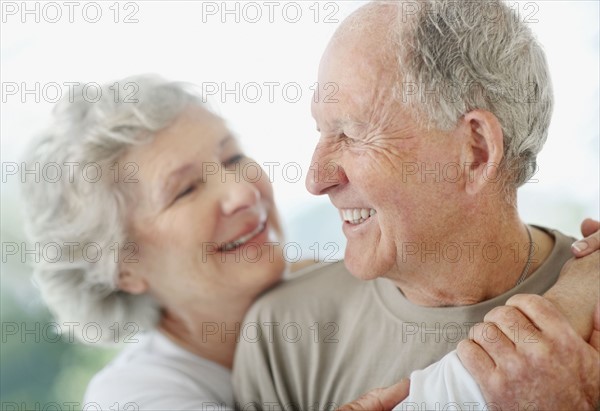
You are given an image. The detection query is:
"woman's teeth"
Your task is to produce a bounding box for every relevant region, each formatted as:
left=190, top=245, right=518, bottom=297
left=219, top=222, right=266, bottom=251
left=340, top=208, right=376, bottom=225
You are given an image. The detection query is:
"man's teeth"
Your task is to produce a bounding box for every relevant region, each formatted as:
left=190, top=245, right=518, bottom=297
left=341, top=208, right=376, bottom=225
left=220, top=222, right=265, bottom=251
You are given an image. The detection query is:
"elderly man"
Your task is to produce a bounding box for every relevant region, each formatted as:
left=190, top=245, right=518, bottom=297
left=233, top=1, right=599, bottom=410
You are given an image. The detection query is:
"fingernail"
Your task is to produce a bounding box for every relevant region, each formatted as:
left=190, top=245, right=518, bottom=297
left=572, top=240, right=589, bottom=252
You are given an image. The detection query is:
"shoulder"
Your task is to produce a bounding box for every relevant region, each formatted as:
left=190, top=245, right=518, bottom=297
left=398, top=351, right=485, bottom=410
left=83, top=361, right=161, bottom=408
left=84, top=332, right=233, bottom=409
left=536, top=225, right=576, bottom=251
left=532, top=225, right=577, bottom=275
left=245, top=261, right=361, bottom=322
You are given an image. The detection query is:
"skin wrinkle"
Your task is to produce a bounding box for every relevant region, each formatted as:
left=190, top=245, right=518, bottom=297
left=116, top=104, right=285, bottom=367
left=339, top=63, right=420, bottom=171
left=307, top=2, right=557, bottom=307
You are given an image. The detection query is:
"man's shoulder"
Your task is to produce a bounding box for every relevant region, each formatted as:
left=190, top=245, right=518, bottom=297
left=532, top=225, right=576, bottom=279
left=538, top=225, right=576, bottom=244
left=260, top=260, right=356, bottom=303
left=245, top=260, right=361, bottom=321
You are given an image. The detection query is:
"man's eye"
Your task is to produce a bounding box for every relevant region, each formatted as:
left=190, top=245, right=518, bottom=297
left=223, top=154, right=245, bottom=168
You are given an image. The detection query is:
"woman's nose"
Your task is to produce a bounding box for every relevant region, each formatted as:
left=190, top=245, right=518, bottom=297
left=220, top=179, right=261, bottom=216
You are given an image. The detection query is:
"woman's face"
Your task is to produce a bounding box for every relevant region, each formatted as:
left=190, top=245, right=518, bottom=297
left=117, top=105, right=285, bottom=310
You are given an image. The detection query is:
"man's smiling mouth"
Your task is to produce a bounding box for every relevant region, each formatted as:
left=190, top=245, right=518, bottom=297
left=340, top=208, right=377, bottom=225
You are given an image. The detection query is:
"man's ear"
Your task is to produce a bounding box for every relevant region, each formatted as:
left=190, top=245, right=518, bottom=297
left=460, top=109, right=505, bottom=195
left=117, top=268, right=149, bottom=295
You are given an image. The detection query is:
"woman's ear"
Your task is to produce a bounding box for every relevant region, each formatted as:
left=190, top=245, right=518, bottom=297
left=460, top=109, right=504, bottom=195
left=117, top=269, right=149, bottom=295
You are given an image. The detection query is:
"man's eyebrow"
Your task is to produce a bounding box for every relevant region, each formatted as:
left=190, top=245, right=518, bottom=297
left=335, top=119, right=366, bottom=135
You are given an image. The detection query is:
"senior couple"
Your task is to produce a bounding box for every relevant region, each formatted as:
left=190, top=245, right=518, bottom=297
left=22, top=0, right=599, bottom=410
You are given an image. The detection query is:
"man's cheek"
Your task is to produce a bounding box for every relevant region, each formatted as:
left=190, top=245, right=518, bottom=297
left=353, top=146, right=405, bottom=180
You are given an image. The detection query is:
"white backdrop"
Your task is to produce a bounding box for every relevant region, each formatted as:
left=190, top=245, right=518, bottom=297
left=1, top=0, right=598, bottom=249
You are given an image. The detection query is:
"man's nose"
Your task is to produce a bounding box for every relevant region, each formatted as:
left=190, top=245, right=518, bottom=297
left=221, top=178, right=260, bottom=216
left=305, top=142, right=348, bottom=195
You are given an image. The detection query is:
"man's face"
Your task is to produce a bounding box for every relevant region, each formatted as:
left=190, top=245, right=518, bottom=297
left=306, top=31, right=467, bottom=282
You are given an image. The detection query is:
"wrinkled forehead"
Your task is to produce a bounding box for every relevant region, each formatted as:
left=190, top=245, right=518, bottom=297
left=313, top=27, right=400, bottom=127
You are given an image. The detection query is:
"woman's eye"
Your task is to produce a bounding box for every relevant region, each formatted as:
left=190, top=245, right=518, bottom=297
left=175, top=184, right=196, bottom=201
left=223, top=154, right=245, bottom=168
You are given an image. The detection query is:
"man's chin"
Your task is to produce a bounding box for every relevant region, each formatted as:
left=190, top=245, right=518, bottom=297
left=343, top=251, right=388, bottom=281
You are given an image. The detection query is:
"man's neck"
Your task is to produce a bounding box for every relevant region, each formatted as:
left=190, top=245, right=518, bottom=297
left=392, top=215, right=554, bottom=307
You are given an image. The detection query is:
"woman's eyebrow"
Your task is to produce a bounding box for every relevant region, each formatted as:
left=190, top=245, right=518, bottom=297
left=156, top=163, right=197, bottom=206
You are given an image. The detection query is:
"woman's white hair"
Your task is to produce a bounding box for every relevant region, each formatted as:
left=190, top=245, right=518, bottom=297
left=390, top=0, right=553, bottom=191
left=21, top=74, right=207, bottom=344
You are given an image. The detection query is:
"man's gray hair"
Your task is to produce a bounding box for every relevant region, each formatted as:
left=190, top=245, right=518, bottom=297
left=391, top=0, right=553, bottom=189
left=21, top=75, right=207, bottom=344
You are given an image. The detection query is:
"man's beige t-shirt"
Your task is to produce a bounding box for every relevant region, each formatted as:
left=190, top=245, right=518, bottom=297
left=232, top=228, right=574, bottom=410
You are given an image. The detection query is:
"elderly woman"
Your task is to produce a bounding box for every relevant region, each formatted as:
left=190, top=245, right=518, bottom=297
left=21, top=74, right=290, bottom=409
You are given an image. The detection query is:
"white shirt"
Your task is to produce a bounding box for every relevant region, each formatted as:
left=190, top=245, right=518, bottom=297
left=83, top=330, right=233, bottom=410
left=394, top=350, right=487, bottom=411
